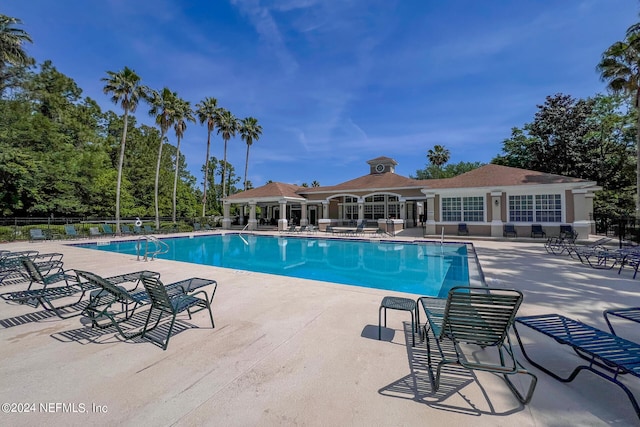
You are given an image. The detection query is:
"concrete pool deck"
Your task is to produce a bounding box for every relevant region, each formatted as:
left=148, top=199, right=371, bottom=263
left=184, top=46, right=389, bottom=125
left=1, top=231, right=639, bottom=426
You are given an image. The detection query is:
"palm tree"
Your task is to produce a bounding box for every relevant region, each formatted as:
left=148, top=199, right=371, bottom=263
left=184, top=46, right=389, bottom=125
left=195, top=97, right=220, bottom=216
left=598, top=24, right=640, bottom=215
left=102, top=67, right=147, bottom=234
left=427, top=144, right=450, bottom=167
left=170, top=96, right=195, bottom=223
left=0, top=14, right=32, bottom=66
left=239, top=117, right=263, bottom=191
left=0, top=14, right=33, bottom=93
left=216, top=109, right=239, bottom=198
left=148, top=87, right=177, bottom=229
left=427, top=144, right=450, bottom=178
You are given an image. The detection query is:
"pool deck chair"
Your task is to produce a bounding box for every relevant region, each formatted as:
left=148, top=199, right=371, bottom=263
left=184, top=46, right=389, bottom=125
left=141, top=276, right=215, bottom=350
left=21, top=257, right=77, bottom=292
left=102, top=224, right=115, bottom=236
left=457, top=223, right=469, bottom=236
left=417, top=286, right=537, bottom=404
left=76, top=270, right=161, bottom=338
left=530, top=224, right=546, bottom=238
left=619, top=252, right=640, bottom=279
left=514, top=313, right=640, bottom=420
left=0, top=270, right=100, bottom=319
left=29, top=228, right=49, bottom=241
left=503, top=224, right=517, bottom=238
left=64, top=224, right=81, bottom=239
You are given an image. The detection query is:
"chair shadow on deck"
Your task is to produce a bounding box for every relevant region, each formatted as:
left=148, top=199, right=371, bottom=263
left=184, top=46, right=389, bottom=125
left=0, top=301, right=90, bottom=328
left=376, top=321, right=527, bottom=417
left=50, top=309, right=201, bottom=348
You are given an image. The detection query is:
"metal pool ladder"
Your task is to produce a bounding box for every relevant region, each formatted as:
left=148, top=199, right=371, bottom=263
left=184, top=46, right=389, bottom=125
left=136, top=235, right=169, bottom=261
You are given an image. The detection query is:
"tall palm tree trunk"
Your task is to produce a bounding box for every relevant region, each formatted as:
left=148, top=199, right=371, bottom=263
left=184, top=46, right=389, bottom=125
left=116, top=110, right=129, bottom=235
left=173, top=136, right=181, bottom=223
left=202, top=131, right=211, bottom=217
left=222, top=138, right=228, bottom=198
left=154, top=131, right=166, bottom=229
left=244, top=143, right=250, bottom=191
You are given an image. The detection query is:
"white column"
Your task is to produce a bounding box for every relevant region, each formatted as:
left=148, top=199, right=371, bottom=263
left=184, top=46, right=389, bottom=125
left=248, top=201, right=257, bottom=230
left=300, top=201, right=308, bottom=226
left=222, top=201, right=232, bottom=229
left=278, top=200, right=288, bottom=231
left=572, top=189, right=595, bottom=238
left=422, top=192, right=436, bottom=235
left=322, top=201, right=329, bottom=219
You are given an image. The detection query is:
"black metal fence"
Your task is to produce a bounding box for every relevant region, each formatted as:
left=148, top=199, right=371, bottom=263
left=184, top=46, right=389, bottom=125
left=0, top=216, right=223, bottom=242
left=592, top=214, right=640, bottom=245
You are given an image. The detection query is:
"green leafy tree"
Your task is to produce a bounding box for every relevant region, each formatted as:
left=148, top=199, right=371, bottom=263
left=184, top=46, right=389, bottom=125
left=101, top=66, right=147, bottom=233
left=413, top=161, right=483, bottom=179
left=170, top=96, right=194, bottom=222
left=216, top=109, right=239, bottom=198
left=239, top=116, right=262, bottom=191
left=598, top=23, right=640, bottom=215
left=148, top=87, right=177, bottom=228
left=195, top=97, right=220, bottom=216
left=311, top=180, right=320, bottom=187
left=493, top=94, right=600, bottom=178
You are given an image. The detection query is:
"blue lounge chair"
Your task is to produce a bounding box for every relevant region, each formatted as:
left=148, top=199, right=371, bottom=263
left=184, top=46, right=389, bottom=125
left=515, top=313, right=640, bottom=420
left=121, top=224, right=133, bottom=235
left=417, top=286, right=537, bottom=404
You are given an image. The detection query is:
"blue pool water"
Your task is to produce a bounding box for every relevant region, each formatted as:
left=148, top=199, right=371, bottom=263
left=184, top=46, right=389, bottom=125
left=74, top=234, right=479, bottom=296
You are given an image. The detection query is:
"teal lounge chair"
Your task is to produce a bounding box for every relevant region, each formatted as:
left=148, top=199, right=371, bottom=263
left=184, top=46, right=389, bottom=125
left=76, top=270, right=161, bottom=337
left=141, top=275, right=215, bottom=350
left=418, top=286, right=537, bottom=404
left=102, top=224, right=115, bottom=235
left=121, top=224, right=133, bottom=235
left=21, top=257, right=77, bottom=292
left=30, top=228, right=49, bottom=241
left=64, top=224, right=81, bottom=239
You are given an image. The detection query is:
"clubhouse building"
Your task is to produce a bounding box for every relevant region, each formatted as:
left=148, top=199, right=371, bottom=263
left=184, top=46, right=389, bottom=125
left=223, top=156, right=601, bottom=238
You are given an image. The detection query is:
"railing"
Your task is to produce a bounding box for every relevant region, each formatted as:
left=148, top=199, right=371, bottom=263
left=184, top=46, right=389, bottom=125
left=136, top=235, right=170, bottom=261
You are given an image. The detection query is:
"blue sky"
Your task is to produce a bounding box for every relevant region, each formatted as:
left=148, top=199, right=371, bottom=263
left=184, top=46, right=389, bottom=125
left=4, top=0, right=639, bottom=188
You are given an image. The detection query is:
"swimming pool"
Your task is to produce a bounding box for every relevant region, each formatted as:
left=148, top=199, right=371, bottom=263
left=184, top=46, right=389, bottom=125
left=74, top=234, right=484, bottom=296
